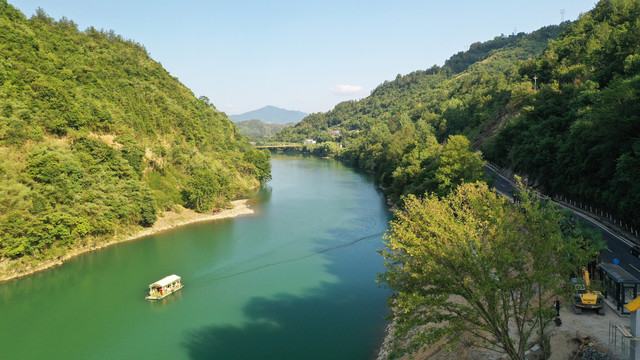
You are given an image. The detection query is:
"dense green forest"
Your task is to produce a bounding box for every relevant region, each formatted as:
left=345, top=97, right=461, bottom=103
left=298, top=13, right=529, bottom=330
left=236, top=119, right=290, bottom=143
left=487, top=0, right=640, bottom=229
left=275, top=23, right=565, bottom=203
left=0, top=2, right=270, bottom=265
left=275, top=0, right=640, bottom=230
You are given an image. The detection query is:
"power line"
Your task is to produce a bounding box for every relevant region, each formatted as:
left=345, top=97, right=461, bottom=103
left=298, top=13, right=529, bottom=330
left=191, top=231, right=386, bottom=285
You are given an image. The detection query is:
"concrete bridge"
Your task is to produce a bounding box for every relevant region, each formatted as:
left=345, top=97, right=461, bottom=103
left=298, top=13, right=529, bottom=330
left=255, top=144, right=302, bottom=151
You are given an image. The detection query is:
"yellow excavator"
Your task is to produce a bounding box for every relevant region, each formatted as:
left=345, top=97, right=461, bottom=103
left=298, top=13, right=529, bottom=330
left=572, top=268, right=605, bottom=315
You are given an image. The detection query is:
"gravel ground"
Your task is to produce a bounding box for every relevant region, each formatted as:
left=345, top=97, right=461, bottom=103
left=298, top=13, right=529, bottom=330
left=378, top=300, right=631, bottom=360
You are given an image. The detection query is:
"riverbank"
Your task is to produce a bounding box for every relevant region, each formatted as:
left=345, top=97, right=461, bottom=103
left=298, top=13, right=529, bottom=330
left=0, top=199, right=255, bottom=282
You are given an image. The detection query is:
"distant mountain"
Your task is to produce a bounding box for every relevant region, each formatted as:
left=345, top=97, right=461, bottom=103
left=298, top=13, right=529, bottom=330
left=230, top=106, right=308, bottom=124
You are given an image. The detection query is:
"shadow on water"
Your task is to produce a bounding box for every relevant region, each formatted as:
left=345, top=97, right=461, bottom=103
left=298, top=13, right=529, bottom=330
left=183, top=282, right=389, bottom=360
left=182, top=228, right=391, bottom=360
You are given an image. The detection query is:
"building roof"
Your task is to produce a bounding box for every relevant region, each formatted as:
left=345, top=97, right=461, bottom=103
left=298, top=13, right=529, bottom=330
left=150, top=274, right=181, bottom=287
left=625, top=296, right=640, bottom=312
left=598, top=263, right=640, bottom=284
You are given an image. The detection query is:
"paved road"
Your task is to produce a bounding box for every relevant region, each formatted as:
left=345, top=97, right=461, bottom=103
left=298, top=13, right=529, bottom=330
left=485, top=165, right=640, bottom=280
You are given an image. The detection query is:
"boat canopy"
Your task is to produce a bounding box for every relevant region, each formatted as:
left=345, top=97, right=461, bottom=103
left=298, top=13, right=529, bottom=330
left=149, top=274, right=181, bottom=288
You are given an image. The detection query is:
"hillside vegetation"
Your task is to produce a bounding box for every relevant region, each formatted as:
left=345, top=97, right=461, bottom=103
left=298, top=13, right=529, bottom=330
left=487, top=0, right=640, bottom=229
left=275, top=0, right=640, bottom=230
left=236, top=119, right=289, bottom=143
left=273, top=2, right=631, bottom=358
left=0, top=2, right=270, bottom=265
left=275, top=23, right=565, bottom=203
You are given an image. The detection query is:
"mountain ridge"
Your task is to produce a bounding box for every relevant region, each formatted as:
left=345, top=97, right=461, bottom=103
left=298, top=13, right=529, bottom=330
left=272, top=23, right=567, bottom=201
left=273, top=0, right=640, bottom=230
left=230, top=105, right=308, bottom=124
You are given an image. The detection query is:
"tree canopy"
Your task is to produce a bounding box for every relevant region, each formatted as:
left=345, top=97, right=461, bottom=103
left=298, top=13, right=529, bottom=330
left=275, top=0, right=640, bottom=230
left=487, top=0, right=640, bottom=229
left=273, top=24, right=564, bottom=204
left=0, top=2, right=270, bottom=266
left=379, top=181, right=598, bottom=359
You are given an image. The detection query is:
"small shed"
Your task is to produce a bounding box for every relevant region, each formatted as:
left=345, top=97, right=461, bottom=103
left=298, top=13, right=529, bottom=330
left=598, top=263, right=640, bottom=315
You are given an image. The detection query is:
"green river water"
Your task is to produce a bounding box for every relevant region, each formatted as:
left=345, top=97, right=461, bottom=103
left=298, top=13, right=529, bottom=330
left=0, top=156, right=392, bottom=359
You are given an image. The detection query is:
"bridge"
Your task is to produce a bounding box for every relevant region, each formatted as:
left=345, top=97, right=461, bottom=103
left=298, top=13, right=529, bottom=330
left=255, top=144, right=302, bottom=151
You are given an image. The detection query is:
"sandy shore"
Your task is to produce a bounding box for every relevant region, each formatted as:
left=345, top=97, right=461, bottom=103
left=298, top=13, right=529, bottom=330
left=0, top=199, right=255, bottom=282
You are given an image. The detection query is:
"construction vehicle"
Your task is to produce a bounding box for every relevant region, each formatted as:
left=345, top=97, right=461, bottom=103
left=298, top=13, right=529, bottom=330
left=571, top=268, right=605, bottom=315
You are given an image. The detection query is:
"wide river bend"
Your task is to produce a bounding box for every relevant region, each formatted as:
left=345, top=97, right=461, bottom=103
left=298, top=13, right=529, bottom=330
left=0, top=155, right=392, bottom=359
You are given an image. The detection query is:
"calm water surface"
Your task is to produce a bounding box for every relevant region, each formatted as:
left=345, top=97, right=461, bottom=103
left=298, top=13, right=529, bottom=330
left=0, top=156, right=391, bottom=359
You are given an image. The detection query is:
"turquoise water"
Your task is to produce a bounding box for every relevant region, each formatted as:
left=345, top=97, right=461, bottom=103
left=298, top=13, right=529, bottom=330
left=0, top=156, right=392, bottom=359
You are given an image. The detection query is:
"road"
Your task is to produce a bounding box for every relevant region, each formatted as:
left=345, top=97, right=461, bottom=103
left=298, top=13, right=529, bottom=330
left=486, top=165, right=640, bottom=280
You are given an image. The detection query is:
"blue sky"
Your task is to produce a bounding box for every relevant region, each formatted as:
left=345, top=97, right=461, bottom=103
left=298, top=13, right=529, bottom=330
left=10, top=1, right=596, bottom=115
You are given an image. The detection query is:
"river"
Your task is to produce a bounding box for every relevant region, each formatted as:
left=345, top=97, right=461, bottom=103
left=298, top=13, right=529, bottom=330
left=0, top=155, right=392, bottom=359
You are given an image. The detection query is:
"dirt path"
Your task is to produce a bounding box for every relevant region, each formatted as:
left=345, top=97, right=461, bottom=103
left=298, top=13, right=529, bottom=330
left=549, top=301, right=626, bottom=359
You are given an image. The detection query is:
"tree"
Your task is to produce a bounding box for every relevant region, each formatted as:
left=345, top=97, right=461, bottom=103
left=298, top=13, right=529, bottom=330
left=378, top=181, right=595, bottom=359
left=433, top=135, right=486, bottom=196
left=138, top=188, right=157, bottom=227
left=243, top=149, right=272, bottom=183
left=184, top=168, right=221, bottom=213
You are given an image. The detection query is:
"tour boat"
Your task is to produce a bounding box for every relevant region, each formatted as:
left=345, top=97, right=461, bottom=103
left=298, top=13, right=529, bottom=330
left=145, top=274, right=183, bottom=300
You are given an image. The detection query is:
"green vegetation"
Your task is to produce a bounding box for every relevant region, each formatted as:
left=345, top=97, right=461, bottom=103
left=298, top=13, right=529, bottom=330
left=272, top=1, right=633, bottom=356
left=274, top=24, right=564, bottom=203
left=487, top=0, right=640, bottom=229
left=236, top=119, right=290, bottom=143
left=379, top=181, right=600, bottom=359
left=276, top=0, right=640, bottom=232
left=0, top=2, right=269, bottom=265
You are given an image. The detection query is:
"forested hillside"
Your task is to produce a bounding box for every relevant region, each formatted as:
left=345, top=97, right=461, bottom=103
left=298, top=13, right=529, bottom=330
left=274, top=24, right=565, bottom=203
left=487, top=0, right=640, bottom=229
left=236, top=119, right=289, bottom=143
left=275, top=0, right=640, bottom=230
left=0, top=2, right=270, bottom=265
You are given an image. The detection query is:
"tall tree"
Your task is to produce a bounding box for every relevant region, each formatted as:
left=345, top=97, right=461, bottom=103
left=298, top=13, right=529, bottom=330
left=433, top=135, right=486, bottom=196
left=378, top=181, right=596, bottom=359
left=243, top=149, right=272, bottom=183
